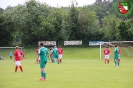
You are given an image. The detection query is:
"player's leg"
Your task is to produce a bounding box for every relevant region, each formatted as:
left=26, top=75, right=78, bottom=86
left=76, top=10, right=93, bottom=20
left=40, top=68, right=45, bottom=80
left=56, top=55, right=59, bottom=64
left=118, top=59, right=120, bottom=66
left=107, top=55, right=109, bottom=64
left=40, top=68, right=46, bottom=81
left=50, top=54, right=52, bottom=63
left=116, top=59, right=119, bottom=66
left=40, top=60, right=47, bottom=80
left=15, top=61, right=18, bottom=72
left=52, top=58, right=55, bottom=63
left=114, top=59, right=117, bottom=66
left=58, top=54, right=62, bottom=63
left=104, top=55, right=107, bottom=64
left=18, top=61, right=23, bottom=72
left=118, top=54, right=120, bottom=66
left=52, top=55, right=55, bottom=63
left=43, top=62, right=47, bottom=79
left=57, top=58, right=60, bottom=64
left=10, top=56, right=12, bottom=59
left=60, top=58, right=62, bottom=63
left=40, top=60, right=44, bottom=80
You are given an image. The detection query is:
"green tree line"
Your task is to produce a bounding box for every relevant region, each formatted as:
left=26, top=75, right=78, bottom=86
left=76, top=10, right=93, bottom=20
left=0, top=0, right=133, bottom=46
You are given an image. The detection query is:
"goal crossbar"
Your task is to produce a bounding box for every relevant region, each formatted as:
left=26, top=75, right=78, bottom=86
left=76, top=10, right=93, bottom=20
left=0, top=47, right=24, bottom=49
left=0, top=47, right=24, bottom=51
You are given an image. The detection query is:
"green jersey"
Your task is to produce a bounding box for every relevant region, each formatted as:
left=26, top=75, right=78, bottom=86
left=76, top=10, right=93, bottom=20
left=52, top=48, right=58, bottom=55
left=38, top=47, right=48, bottom=61
left=52, top=48, right=58, bottom=58
left=114, top=47, right=119, bottom=59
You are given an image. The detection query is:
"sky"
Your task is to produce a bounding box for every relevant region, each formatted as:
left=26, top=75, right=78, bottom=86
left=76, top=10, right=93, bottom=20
left=0, top=0, right=96, bottom=9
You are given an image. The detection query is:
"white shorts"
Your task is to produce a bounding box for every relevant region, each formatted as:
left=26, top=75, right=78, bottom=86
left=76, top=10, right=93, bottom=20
left=105, top=55, right=109, bottom=59
left=38, top=56, right=40, bottom=60
left=15, top=61, right=21, bottom=66
left=58, top=54, right=62, bottom=59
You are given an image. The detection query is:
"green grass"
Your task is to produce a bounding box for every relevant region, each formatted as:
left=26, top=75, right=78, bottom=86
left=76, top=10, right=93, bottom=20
left=0, top=47, right=133, bottom=88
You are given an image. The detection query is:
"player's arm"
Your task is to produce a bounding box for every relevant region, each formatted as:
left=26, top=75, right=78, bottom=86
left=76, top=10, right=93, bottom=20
left=62, top=49, right=63, bottom=54
left=36, top=50, right=38, bottom=55
left=109, top=50, right=110, bottom=55
left=20, top=52, right=23, bottom=60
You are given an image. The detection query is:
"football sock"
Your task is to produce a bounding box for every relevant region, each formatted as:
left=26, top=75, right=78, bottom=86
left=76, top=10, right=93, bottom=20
left=52, top=59, right=54, bottom=63
left=60, top=59, right=62, bottom=63
left=15, top=66, right=18, bottom=72
left=114, top=60, right=117, bottom=66
left=118, top=62, right=119, bottom=66
left=43, top=72, right=46, bottom=79
left=41, top=71, right=43, bottom=77
left=56, top=59, right=58, bottom=63
left=19, top=66, right=23, bottom=72
left=57, top=59, right=59, bottom=64
left=107, top=60, right=109, bottom=64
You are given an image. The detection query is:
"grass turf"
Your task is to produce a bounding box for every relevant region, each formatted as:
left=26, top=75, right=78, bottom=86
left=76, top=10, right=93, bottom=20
left=0, top=47, right=133, bottom=88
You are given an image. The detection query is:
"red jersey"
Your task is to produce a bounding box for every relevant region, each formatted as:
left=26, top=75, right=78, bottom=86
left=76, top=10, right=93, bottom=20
left=58, top=48, right=63, bottom=54
left=104, top=49, right=110, bottom=55
left=14, top=49, right=23, bottom=61
left=36, top=49, right=39, bottom=54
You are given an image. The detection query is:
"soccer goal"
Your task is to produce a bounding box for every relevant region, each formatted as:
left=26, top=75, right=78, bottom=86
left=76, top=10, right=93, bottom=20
left=100, top=41, right=133, bottom=60
left=0, top=47, right=24, bottom=60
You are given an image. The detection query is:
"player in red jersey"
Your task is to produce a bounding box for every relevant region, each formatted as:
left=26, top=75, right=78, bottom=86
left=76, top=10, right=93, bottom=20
left=35, top=47, right=40, bottom=64
left=58, top=45, right=63, bottom=63
left=103, top=47, right=110, bottom=64
left=14, top=46, right=24, bottom=72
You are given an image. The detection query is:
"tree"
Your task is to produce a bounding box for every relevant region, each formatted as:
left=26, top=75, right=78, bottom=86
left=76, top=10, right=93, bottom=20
left=0, top=15, right=13, bottom=46
left=0, top=8, right=3, bottom=14
left=78, top=6, right=102, bottom=43
left=101, top=13, right=122, bottom=41
left=47, top=8, right=65, bottom=41
left=117, top=20, right=133, bottom=40
left=22, top=0, right=51, bottom=45
left=68, top=1, right=80, bottom=40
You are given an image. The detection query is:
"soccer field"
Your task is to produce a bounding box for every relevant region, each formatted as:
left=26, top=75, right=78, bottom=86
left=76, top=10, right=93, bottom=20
left=0, top=47, right=133, bottom=88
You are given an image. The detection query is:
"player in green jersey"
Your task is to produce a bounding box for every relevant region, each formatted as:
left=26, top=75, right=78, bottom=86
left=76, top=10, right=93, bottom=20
left=114, top=45, right=119, bottom=66
left=38, top=43, right=48, bottom=81
left=52, top=46, right=59, bottom=64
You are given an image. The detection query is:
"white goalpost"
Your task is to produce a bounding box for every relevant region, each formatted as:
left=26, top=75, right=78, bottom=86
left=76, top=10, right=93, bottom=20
left=100, top=41, right=133, bottom=60
left=0, top=47, right=24, bottom=60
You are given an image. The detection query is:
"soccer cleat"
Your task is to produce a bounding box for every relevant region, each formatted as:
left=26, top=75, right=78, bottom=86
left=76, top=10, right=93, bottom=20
left=39, top=77, right=45, bottom=81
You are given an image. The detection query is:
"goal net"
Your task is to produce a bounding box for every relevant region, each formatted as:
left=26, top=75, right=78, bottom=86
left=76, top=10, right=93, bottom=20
left=0, top=47, right=24, bottom=60
left=100, top=41, right=133, bottom=60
